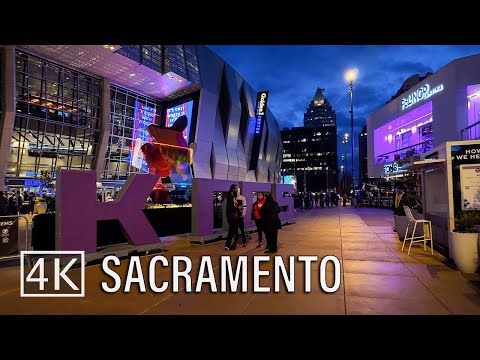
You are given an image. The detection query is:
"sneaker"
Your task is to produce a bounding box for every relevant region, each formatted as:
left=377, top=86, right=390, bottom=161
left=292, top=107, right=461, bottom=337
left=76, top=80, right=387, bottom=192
left=256, top=243, right=263, bottom=248
left=225, top=246, right=230, bottom=250
left=234, top=242, right=240, bottom=247
left=242, top=242, right=247, bottom=247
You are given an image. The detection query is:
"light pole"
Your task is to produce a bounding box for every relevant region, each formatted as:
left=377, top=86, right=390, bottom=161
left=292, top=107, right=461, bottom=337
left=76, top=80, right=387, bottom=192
left=342, top=133, right=348, bottom=193
left=345, top=69, right=358, bottom=196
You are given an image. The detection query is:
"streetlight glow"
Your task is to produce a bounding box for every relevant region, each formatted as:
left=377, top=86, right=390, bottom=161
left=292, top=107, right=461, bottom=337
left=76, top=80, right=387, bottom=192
left=345, top=69, right=358, bottom=82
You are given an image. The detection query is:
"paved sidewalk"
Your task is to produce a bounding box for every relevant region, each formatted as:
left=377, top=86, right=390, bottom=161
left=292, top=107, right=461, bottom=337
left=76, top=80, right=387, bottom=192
left=0, top=206, right=479, bottom=315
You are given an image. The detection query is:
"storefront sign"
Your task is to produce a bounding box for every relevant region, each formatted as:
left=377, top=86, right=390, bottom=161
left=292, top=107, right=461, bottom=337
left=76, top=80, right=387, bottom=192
left=249, top=91, right=269, bottom=170
left=384, top=162, right=399, bottom=174
left=0, top=218, right=18, bottom=257
left=460, top=165, right=480, bottom=210
left=401, top=84, right=444, bottom=111
left=451, top=144, right=480, bottom=164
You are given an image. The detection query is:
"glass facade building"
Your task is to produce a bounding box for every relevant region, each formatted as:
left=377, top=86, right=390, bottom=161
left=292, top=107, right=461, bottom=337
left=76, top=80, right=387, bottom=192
left=0, top=45, right=283, bottom=192
left=367, top=53, right=480, bottom=179
left=9, top=51, right=101, bottom=178
left=103, top=84, right=159, bottom=181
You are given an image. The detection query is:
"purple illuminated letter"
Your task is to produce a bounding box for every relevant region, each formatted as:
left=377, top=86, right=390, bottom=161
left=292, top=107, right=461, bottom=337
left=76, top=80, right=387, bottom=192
left=56, top=170, right=160, bottom=253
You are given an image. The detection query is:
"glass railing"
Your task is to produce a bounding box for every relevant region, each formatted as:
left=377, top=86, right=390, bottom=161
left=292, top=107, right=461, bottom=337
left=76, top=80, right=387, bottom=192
left=461, top=121, right=480, bottom=140
left=376, top=140, right=433, bottom=164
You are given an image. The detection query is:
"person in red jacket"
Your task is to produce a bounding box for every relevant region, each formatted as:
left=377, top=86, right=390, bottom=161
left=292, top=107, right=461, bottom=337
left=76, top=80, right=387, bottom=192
left=251, top=192, right=266, bottom=248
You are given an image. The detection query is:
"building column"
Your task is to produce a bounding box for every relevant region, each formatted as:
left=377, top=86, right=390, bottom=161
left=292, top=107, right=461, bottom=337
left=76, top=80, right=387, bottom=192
left=0, top=46, right=16, bottom=190
left=94, top=78, right=111, bottom=180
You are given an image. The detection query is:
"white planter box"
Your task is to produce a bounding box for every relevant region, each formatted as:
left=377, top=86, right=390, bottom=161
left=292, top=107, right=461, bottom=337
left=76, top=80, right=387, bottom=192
left=448, top=231, right=479, bottom=273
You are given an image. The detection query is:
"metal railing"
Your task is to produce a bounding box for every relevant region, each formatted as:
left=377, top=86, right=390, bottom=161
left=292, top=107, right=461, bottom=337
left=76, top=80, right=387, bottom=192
left=461, top=121, right=480, bottom=140
left=376, top=140, right=433, bottom=164
left=0, top=215, right=30, bottom=261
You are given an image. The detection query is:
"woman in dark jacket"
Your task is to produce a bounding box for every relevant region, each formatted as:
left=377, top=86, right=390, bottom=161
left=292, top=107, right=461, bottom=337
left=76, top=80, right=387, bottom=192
left=259, top=193, right=282, bottom=253
left=224, top=184, right=241, bottom=250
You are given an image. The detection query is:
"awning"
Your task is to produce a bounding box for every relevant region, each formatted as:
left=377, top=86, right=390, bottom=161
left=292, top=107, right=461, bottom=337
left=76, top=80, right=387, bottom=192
left=402, top=159, right=446, bottom=171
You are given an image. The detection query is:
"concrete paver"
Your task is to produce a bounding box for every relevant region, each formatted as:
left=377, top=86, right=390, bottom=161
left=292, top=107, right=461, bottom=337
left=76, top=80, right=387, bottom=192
left=1, top=206, right=479, bottom=315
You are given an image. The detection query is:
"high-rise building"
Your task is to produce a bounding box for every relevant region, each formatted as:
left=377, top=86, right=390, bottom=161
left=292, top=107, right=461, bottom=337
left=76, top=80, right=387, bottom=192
left=281, top=88, right=338, bottom=192
left=359, top=124, right=368, bottom=184
left=304, top=87, right=336, bottom=127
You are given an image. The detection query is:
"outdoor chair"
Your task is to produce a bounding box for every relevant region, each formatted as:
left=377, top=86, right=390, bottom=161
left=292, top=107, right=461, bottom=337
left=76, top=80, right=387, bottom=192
left=402, top=205, right=433, bottom=255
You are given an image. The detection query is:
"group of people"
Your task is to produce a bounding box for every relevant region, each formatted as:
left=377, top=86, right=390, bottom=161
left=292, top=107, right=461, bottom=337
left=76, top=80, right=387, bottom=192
left=224, top=184, right=282, bottom=254
left=295, top=191, right=349, bottom=209
left=0, top=190, right=38, bottom=216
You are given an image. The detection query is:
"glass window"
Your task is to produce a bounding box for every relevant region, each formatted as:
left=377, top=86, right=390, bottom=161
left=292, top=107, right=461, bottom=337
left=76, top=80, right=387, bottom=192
left=12, top=51, right=102, bottom=174
left=126, top=95, right=136, bottom=107
left=115, top=103, right=124, bottom=115
left=116, top=92, right=126, bottom=104
left=103, top=85, right=158, bottom=179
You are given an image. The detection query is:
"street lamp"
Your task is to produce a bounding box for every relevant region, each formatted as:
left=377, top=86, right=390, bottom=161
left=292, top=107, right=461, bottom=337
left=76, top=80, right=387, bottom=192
left=342, top=133, right=348, bottom=193
left=345, top=69, right=358, bottom=196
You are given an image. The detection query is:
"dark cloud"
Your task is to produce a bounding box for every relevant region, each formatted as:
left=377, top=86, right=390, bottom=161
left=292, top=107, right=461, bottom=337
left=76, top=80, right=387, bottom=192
left=208, top=45, right=480, bottom=182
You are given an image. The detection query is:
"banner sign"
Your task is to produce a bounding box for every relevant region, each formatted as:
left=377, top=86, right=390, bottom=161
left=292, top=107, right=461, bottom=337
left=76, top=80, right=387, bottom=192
left=249, top=91, right=269, bottom=170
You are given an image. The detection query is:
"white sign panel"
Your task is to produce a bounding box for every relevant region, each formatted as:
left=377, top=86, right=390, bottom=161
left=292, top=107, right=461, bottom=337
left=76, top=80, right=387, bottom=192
left=460, top=165, right=480, bottom=210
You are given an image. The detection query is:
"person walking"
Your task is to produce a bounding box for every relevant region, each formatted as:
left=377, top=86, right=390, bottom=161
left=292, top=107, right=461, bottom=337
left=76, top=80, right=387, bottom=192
left=224, top=184, right=241, bottom=250
left=392, top=184, right=406, bottom=232
left=251, top=192, right=266, bottom=248
left=0, top=191, right=8, bottom=216
left=234, top=185, right=247, bottom=247
left=260, top=193, right=282, bottom=254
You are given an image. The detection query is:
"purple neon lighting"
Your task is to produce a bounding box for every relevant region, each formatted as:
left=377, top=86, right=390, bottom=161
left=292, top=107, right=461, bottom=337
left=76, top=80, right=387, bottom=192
left=467, top=85, right=480, bottom=128
left=374, top=101, right=433, bottom=162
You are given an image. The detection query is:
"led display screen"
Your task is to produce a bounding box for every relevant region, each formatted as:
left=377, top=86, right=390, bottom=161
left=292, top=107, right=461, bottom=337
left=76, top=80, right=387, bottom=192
left=165, top=100, right=194, bottom=143
left=282, top=175, right=297, bottom=191
left=129, top=100, right=157, bottom=172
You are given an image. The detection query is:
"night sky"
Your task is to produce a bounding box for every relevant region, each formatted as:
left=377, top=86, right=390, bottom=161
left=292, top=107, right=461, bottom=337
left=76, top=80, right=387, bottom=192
left=208, top=45, right=480, bottom=181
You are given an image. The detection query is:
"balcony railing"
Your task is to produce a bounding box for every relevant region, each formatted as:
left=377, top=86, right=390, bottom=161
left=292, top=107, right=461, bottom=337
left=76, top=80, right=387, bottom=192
left=461, top=121, right=480, bottom=140
left=376, top=140, right=433, bottom=164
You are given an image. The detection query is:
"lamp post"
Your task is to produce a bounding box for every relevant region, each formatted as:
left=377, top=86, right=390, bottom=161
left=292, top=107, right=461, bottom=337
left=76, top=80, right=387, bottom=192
left=342, top=133, right=348, bottom=193
left=345, top=69, right=357, bottom=197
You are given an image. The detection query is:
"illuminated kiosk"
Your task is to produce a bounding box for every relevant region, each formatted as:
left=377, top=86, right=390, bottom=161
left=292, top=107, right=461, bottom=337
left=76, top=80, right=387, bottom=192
left=401, top=139, right=480, bottom=272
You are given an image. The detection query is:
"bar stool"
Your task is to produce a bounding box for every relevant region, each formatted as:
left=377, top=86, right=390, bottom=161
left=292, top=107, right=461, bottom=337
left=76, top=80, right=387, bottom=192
left=402, top=206, right=433, bottom=255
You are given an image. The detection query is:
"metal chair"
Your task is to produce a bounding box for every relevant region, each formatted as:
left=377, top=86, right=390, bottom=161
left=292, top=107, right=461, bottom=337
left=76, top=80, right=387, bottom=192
left=402, top=206, right=433, bottom=255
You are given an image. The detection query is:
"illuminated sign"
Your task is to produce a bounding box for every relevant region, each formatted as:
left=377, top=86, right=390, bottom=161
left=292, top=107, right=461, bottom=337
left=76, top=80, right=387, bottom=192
left=24, top=180, right=42, bottom=187
left=401, top=84, right=444, bottom=111
left=255, top=92, right=268, bottom=135
left=249, top=91, right=269, bottom=170
left=129, top=101, right=156, bottom=172
left=384, top=162, right=399, bottom=174
left=165, top=100, right=194, bottom=143
left=282, top=175, right=297, bottom=191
